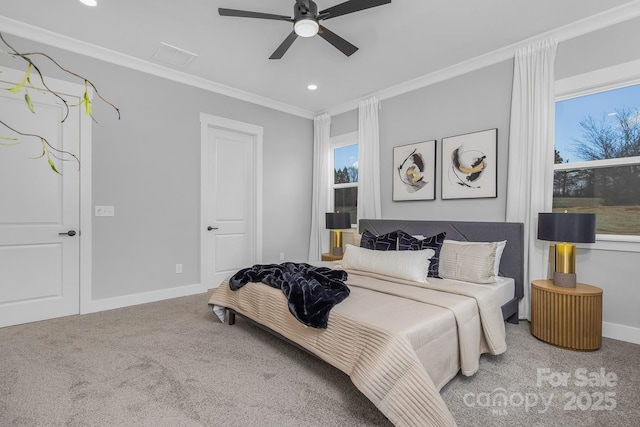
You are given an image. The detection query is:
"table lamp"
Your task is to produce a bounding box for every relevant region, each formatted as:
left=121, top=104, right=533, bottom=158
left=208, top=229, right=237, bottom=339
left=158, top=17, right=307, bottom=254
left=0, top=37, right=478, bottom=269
left=537, top=212, right=596, bottom=288
left=325, top=212, right=351, bottom=256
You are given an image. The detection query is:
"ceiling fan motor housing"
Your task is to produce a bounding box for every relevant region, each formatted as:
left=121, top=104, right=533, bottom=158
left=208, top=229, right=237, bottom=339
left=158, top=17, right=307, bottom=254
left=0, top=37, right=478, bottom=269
left=294, top=0, right=319, bottom=37
left=294, top=0, right=319, bottom=21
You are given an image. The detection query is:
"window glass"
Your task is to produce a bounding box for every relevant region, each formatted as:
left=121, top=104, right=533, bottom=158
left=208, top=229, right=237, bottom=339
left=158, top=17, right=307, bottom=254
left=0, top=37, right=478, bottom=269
left=556, top=84, right=640, bottom=162
left=555, top=83, right=640, bottom=236
left=334, top=187, right=357, bottom=224
left=553, top=166, right=640, bottom=235
left=332, top=143, right=358, bottom=224
left=333, top=144, right=358, bottom=184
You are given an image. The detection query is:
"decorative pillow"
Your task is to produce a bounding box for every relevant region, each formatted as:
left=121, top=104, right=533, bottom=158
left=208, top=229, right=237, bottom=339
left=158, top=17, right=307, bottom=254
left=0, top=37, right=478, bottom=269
left=359, top=230, right=398, bottom=251
left=439, top=240, right=507, bottom=284
left=397, top=230, right=446, bottom=278
left=340, top=244, right=434, bottom=283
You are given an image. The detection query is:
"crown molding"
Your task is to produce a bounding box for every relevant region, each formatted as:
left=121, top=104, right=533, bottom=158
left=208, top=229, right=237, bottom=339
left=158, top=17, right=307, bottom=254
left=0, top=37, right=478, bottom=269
left=324, top=0, right=640, bottom=116
left=0, top=15, right=315, bottom=120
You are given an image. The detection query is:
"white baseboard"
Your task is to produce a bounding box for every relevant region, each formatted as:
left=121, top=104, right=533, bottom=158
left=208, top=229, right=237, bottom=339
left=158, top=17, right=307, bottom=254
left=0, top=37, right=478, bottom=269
left=602, top=321, right=640, bottom=345
left=81, top=283, right=207, bottom=314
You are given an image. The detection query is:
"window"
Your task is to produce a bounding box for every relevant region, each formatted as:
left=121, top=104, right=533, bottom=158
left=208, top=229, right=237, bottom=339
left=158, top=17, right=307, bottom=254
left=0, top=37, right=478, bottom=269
left=555, top=82, right=640, bottom=237
left=330, top=133, right=358, bottom=225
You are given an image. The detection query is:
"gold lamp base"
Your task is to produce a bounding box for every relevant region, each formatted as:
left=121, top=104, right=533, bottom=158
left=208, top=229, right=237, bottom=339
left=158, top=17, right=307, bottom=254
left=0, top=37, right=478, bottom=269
left=553, top=242, right=576, bottom=288
left=330, top=230, right=344, bottom=256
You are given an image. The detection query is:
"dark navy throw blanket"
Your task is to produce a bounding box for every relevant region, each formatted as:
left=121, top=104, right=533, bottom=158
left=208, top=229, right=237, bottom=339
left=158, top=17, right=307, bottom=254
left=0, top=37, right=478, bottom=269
left=228, top=262, right=349, bottom=329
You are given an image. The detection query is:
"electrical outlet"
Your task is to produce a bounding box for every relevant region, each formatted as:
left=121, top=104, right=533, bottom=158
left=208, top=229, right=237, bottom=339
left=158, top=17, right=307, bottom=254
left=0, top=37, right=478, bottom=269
left=279, top=253, right=285, bottom=261
left=175, top=264, right=183, bottom=274
left=95, top=206, right=114, bottom=216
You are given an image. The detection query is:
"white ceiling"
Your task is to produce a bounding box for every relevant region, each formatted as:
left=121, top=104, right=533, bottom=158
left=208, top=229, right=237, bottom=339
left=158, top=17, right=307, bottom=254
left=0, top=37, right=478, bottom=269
left=0, top=0, right=638, bottom=116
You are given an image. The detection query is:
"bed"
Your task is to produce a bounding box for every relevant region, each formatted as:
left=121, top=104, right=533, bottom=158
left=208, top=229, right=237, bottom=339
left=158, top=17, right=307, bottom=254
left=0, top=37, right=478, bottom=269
left=208, top=219, right=524, bottom=427
left=357, top=219, right=524, bottom=324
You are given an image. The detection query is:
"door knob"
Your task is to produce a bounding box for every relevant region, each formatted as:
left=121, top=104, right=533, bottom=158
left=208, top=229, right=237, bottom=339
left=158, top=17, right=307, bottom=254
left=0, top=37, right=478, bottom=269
left=59, top=230, right=77, bottom=237
left=207, top=226, right=219, bottom=231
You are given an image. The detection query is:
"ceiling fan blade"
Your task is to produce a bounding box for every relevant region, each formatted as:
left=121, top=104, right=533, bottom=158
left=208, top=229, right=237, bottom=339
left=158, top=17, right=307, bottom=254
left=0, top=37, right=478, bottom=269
left=317, top=25, right=358, bottom=57
left=269, top=31, right=299, bottom=59
left=218, top=8, right=293, bottom=22
left=319, top=0, right=391, bottom=20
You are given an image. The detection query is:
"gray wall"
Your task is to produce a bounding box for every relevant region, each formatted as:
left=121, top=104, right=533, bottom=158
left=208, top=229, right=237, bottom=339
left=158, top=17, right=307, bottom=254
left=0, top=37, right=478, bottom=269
left=330, top=18, right=640, bottom=336
left=332, top=60, right=513, bottom=221
left=380, top=60, right=512, bottom=221
left=1, top=35, right=313, bottom=301
left=556, top=17, right=640, bottom=80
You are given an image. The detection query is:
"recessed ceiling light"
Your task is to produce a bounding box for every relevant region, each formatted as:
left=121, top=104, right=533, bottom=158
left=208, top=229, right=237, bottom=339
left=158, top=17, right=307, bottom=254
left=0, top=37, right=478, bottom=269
left=307, top=84, right=318, bottom=91
left=79, top=0, right=98, bottom=6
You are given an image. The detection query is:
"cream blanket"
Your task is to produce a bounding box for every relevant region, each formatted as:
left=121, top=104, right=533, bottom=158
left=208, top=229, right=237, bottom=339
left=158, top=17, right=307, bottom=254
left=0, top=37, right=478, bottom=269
left=343, top=270, right=507, bottom=376
left=208, top=269, right=507, bottom=427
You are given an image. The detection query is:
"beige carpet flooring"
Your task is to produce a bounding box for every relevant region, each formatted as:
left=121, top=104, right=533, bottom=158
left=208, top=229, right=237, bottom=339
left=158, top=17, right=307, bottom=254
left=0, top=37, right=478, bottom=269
left=1, top=290, right=639, bottom=426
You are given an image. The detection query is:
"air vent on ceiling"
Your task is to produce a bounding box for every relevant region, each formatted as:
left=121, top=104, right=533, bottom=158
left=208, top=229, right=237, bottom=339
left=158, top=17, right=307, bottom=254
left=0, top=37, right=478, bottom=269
left=152, top=42, right=198, bottom=68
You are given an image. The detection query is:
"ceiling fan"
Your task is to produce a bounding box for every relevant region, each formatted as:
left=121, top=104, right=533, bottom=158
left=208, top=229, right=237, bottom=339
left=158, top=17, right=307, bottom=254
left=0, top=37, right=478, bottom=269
left=219, top=0, right=391, bottom=59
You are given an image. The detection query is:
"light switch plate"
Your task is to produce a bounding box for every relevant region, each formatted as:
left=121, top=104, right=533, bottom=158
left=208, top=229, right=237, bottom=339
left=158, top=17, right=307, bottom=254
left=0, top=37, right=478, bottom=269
left=95, top=206, right=115, bottom=216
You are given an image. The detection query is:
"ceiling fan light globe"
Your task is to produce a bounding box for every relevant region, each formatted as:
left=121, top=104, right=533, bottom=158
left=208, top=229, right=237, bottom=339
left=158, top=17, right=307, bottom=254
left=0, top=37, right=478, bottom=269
left=294, top=19, right=319, bottom=37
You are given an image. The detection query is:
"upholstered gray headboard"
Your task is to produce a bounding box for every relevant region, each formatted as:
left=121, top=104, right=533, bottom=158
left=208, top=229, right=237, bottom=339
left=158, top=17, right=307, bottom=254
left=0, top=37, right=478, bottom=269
left=358, top=219, right=524, bottom=323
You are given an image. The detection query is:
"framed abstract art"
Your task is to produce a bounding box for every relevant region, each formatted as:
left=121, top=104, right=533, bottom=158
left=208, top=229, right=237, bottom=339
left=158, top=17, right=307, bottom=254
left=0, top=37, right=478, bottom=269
left=393, top=140, right=436, bottom=201
left=441, top=128, right=497, bottom=200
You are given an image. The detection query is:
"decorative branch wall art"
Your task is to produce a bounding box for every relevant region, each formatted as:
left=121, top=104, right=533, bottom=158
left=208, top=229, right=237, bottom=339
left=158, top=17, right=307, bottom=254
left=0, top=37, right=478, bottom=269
left=441, top=128, right=497, bottom=200
left=0, top=32, right=120, bottom=173
left=393, top=140, right=436, bottom=201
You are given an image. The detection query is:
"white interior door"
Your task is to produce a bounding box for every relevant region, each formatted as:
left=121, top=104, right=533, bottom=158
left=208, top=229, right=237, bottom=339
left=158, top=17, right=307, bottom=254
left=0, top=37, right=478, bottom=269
left=200, top=114, right=262, bottom=288
left=0, top=68, right=82, bottom=327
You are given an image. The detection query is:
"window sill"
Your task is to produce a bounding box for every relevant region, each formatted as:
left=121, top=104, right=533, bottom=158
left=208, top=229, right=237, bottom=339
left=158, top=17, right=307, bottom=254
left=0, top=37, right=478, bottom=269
left=574, top=234, right=640, bottom=253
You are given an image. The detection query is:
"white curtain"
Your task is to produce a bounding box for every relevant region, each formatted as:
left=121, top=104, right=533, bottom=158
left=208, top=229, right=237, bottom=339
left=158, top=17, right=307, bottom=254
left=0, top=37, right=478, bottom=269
left=308, top=113, right=331, bottom=262
left=506, top=39, right=558, bottom=320
left=357, top=96, right=382, bottom=221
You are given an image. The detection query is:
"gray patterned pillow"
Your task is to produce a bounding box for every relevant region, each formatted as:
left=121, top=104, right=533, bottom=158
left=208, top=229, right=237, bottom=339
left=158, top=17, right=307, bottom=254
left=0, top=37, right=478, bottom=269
left=360, top=230, right=398, bottom=251
left=397, top=231, right=446, bottom=278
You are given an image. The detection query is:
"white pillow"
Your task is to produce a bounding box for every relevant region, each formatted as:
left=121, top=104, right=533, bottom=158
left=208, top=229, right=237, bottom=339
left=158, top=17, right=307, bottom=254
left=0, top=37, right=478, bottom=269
left=439, top=240, right=507, bottom=284
left=340, top=244, right=434, bottom=284
left=444, top=239, right=507, bottom=275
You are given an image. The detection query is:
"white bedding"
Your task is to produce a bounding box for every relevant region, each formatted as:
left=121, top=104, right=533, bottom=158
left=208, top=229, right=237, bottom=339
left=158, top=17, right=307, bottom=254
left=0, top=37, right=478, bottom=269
left=209, top=266, right=508, bottom=427
left=430, top=276, right=515, bottom=308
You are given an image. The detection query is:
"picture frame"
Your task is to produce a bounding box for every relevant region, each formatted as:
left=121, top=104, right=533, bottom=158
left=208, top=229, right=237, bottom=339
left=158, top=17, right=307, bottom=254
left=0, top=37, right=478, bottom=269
left=441, top=128, right=497, bottom=200
left=393, top=140, right=436, bottom=201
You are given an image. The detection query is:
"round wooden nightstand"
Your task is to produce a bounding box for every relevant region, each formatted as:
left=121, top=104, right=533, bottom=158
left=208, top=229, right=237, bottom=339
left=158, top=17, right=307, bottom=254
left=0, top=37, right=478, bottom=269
left=530, top=279, right=602, bottom=351
left=321, top=252, right=343, bottom=261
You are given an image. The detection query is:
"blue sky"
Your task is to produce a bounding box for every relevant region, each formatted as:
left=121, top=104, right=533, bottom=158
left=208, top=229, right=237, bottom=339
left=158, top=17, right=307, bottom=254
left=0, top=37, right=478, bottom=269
left=555, top=83, right=640, bottom=162
left=334, top=144, right=358, bottom=170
